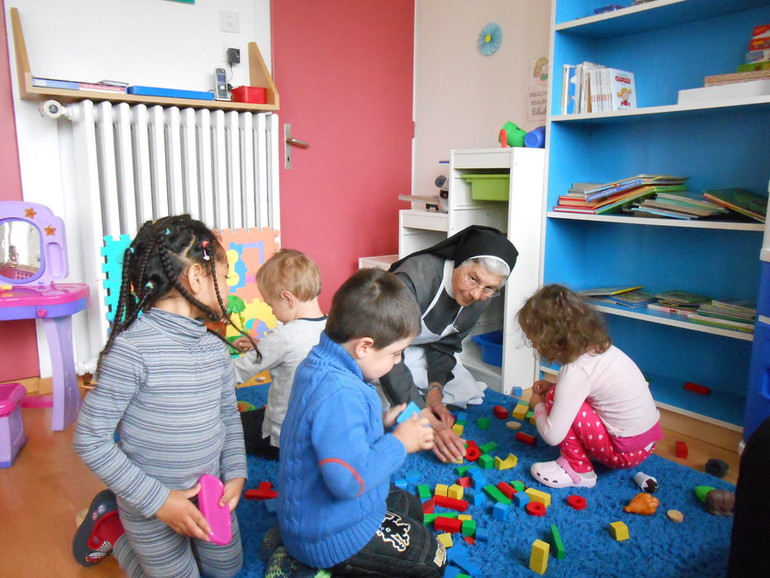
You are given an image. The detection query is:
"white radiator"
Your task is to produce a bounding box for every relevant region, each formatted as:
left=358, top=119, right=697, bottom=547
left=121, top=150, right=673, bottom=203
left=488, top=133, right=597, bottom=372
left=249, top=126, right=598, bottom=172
left=55, top=99, right=280, bottom=372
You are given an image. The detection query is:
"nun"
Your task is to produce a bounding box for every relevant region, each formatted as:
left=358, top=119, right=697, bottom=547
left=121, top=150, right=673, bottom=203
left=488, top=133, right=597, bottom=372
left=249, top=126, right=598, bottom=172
left=380, top=225, right=518, bottom=462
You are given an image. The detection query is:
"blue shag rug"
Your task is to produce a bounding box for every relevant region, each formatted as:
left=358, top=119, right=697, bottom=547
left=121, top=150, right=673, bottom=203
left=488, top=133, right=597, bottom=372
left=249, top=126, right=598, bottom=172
left=235, top=385, right=735, bottom=577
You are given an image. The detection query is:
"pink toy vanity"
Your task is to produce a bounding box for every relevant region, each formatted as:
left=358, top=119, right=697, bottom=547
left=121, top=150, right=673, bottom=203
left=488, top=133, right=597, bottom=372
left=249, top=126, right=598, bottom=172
left=0, top=202, right=89, bottom=431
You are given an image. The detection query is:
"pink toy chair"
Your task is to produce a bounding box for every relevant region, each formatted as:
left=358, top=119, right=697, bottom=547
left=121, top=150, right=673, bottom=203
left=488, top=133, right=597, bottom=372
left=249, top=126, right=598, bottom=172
left=0, top=383, right=28, bottom=467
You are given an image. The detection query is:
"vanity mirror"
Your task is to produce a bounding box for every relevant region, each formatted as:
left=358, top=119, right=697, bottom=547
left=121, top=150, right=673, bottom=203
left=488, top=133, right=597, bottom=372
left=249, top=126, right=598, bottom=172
left=0, top=201, right=67, bottom=285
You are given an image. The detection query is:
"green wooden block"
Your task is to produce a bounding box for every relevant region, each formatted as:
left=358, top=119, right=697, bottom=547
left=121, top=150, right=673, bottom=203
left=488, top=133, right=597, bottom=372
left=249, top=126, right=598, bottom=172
left=551, top=524, right=566, bottom=559
left=456, top=464, right=473, bottom=475
left=418, top=484, right=432, bottom=500
left=482, top=484, right=512, bottom=505
left=511, top=480, right=526, bottom=492
left=478, top=454, right=494, bottom=470
left=462, top=519, right=477, bottom=537
left=477, top=417, right=491, bottom=430
left=424, top=513, right=438, bottom=525
left=479, top=441, right=498, bottom=454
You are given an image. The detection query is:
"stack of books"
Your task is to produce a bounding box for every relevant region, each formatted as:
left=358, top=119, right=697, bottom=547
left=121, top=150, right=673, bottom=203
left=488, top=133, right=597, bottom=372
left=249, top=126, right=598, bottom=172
left=647, top=290, right=712, bottom=316
left=561, top=61, right=637, bottom=115
left=553, top=175, right=688, bottom=215
left=688, top=298, right=757, bottom=333
left=32, top=77, right=128, bottom=93
left=630, top=191, right=729, bottom=220
left=744, top=25, right=770, bottom=71
left=702, top=188, right=768, bottom=223
left=579, top=285, right=656, bottom=308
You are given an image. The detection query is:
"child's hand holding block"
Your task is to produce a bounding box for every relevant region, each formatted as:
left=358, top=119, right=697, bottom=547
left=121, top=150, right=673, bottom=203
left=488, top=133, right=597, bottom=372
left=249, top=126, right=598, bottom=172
left=198, top=474, right=232, bottom=546
left=396, top=401, right=422, bottom=424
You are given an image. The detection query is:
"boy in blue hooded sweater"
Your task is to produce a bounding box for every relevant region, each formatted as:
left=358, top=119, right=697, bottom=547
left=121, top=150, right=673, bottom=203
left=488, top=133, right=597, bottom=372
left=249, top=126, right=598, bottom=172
left=277, top=268, right=447, bottom=577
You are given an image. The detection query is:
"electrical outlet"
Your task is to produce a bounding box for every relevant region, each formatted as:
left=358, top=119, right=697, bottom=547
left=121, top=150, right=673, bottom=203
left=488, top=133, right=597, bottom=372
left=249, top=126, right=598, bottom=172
left=219, top=10, right=239, bottom=33
left=227, top=48, right=241, bottom=65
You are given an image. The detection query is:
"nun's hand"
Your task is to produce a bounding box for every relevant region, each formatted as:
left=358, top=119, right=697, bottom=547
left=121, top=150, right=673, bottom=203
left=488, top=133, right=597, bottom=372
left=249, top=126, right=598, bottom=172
left=431, top=422, right=467, bottom=464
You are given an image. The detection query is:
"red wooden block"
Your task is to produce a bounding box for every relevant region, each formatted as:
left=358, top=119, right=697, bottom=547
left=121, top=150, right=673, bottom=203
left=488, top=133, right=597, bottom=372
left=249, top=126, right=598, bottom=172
left=422, top=498, right=435, bottom=514
left=434, top=516, right=463, bottom=533
left=465, top=442, right=481, bottom=461
left=675, top=440, right=688, bottom=459
left=457, top=476, right=472, bottom=488
left=683, top=382, right=712, bottom=395
left=464, top=536, right=476, bottom=545
left=516, top=431, right=536, bottom=446
left=244, top=481, right=278, bottom=500
left=526, top=501, right=546, bottom=516
left=434, top=494, right=469, bottom=512
left=567, top=495, right=587, bottom=510
left=496, top=481, right=516, bottom=500
left=493, top=405, right=509, bottom=420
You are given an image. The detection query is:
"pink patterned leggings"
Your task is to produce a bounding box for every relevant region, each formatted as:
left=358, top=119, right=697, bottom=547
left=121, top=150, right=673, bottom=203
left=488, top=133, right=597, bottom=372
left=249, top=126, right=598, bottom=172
left=545, top=388, right=655, bottom=474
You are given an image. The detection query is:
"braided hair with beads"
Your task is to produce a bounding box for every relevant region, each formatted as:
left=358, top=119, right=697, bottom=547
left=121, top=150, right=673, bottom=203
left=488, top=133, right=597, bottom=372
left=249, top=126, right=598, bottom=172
left=97, top=214, right=259, bottom=371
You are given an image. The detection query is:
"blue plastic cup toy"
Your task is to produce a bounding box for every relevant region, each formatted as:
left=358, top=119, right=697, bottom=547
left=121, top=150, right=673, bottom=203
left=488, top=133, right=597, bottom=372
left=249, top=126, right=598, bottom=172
left=524, top=126, right=546, bottom=148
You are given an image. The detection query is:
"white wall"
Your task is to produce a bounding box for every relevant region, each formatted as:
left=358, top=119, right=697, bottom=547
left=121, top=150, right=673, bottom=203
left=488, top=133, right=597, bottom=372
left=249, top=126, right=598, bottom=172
left=413, top=0, right=551, bottom=196
left=4, top=0, right=270, bottom=376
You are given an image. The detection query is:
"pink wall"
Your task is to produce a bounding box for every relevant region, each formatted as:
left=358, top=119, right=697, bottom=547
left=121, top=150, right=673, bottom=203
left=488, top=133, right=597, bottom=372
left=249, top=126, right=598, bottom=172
left=0, top=0, right=40, bottom=380
left=271, top=0, right=414, bottom=311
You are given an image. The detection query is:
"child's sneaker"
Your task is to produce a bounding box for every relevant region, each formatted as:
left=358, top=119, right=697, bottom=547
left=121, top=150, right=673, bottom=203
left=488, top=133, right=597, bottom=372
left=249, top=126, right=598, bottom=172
left=530, top=458, right=597, bottom=489
left=72, top=489, right=119, bottom=567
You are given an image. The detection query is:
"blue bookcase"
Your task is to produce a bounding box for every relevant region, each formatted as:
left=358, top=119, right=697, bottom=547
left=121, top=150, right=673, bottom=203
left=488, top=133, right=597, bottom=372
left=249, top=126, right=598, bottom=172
left=544, top=0, right=770, bottom=432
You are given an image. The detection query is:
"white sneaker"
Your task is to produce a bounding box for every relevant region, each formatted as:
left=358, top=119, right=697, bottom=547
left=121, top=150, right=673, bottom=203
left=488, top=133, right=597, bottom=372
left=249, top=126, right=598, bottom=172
left=530, top=459, right=597, bottom=489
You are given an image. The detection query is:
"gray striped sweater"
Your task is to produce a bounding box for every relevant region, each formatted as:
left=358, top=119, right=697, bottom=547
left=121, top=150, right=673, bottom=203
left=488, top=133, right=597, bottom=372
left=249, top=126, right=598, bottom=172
left=74, top=308, right=247, bottom=518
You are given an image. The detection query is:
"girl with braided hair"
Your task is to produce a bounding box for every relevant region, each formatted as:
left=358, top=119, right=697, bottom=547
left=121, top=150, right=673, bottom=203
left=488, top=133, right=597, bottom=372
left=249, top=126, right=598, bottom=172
left=72, top=215, right=251, bottom=577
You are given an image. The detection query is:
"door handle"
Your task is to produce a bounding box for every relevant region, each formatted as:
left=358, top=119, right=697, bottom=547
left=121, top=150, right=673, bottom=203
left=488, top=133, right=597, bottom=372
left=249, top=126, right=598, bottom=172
left=285, top=137, right=310, bottom=148
left=283, top=124, right=309, bottom=169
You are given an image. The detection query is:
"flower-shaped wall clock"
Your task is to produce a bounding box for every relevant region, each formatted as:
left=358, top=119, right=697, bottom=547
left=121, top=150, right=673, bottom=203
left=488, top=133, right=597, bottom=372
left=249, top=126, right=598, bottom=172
left=478, top=22, right=502, bottom=56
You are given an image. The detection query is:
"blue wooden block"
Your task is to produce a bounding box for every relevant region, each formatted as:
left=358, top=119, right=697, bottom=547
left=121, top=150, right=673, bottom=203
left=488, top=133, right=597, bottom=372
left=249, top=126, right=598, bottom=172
left=263, top=498, right=278, bottom=514
left=396, top=401, right=421, bottom=423
left=513, top=490, right=530, bottom=507
left=394, top=478, right=408, bottom=490
left=493, top=501, right=510, bottom=521
left=475, top=526, right=489, bottom=542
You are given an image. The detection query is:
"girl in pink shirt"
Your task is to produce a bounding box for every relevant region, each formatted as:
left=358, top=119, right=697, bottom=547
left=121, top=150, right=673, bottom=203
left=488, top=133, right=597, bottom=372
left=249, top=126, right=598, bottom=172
left=518, top=284, right=662, bottom=489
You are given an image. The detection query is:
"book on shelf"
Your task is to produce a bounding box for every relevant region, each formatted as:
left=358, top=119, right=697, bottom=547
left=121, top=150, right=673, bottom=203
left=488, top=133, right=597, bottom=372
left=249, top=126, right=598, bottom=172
left=32, top=77, right=128, bottom=93
left=654, top=290, right=712, bottom=306
left=646, top=302, right=698, bottom=316
left=707, top=298, right=757, bottom=317
left=579, top=285, right=643, bottom=297
left=704, top=69, right=770, bottom=86
left=583, top=175, right=687, bottom=201
left=686, top=313, right=755, bottom=333
left=594, top=289, right=657, bottom=308
left=607, top=68, right=637, bottom=110
left=635, top=197, right=728, bottom=218
left=594, top=184, right=687, bottom=215
left=653, top=191, right=730, bottom=211
left=629, top=205, right=694, bottom=220
left=702, top=188, right=768, bottom=223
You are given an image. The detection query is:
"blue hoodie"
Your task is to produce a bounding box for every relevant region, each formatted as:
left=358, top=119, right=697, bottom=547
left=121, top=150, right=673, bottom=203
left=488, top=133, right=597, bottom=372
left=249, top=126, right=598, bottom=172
left=277, top=333, right=407, bottom=568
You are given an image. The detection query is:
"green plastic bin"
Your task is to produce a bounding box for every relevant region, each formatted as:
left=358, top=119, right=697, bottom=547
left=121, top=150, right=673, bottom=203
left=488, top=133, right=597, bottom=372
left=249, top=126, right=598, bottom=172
left=462, top=174, right=510, bottom=201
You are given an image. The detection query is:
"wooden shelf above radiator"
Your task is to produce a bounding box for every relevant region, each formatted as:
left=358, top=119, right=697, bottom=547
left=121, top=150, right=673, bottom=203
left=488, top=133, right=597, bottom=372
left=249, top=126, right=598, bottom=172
left=10, top=7, right=279, bottom=113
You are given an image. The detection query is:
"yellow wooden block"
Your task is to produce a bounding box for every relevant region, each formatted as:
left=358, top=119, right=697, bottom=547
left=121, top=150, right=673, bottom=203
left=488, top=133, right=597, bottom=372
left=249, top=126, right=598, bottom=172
left=448, top=484, right=464, bottom=500
left=435, top=483, right=449, bottom=497
left=458, top=514, right=472, bottom=521
left=437, top=532, right=453, bottom=548
left=452, top=423, right=465, bottom=436
left=529, top=539, right=550, bottom=575
left=525, top=487, right=552, bottom=507
left=610, top=521, right=629, bottom=541
left=529, top=416, right=537, bottom=425
left=494, top=453, right=518, bottom=470
left=512, top=403, right=529, bottom=420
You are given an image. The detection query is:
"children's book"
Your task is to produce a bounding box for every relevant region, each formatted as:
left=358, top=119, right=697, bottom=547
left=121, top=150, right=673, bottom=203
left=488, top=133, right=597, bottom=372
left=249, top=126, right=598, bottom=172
left=646, top=302, right=697, bottom=316
left=580, top=285, right=643, bottom=297
left=597, top=289, right=657, bottom=307
left=654, top=290, right=712, bottom=306
left=593, top=185, right=687, bottom=215
left=636, top=199, right=724, bottom=218
left=608, top=68, right=637, bottom=110
left=687, top=313, right=755, bottom=333
left=630, top=206, right=694, bottom=220
left=702, top=188, right=768, bottom=223
left=584, top=175, right=687, bottom=200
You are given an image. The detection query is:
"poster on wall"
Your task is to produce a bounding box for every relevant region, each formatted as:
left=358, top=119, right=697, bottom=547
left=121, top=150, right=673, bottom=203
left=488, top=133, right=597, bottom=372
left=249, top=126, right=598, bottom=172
left=528, top=57, right=549, bottom=122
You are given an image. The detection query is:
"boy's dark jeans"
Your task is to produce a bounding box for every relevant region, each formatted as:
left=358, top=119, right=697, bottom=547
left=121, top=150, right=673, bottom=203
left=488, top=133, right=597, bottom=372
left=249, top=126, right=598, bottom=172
left=330, top=486, right=447, bottom=577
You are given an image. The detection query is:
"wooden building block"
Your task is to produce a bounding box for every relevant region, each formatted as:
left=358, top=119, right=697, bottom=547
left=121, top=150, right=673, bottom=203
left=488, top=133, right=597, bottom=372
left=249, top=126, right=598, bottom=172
left=529, top=539, right=550, bottom=575
left=610, top=521, right=629, bottom=541
left=525, top=487, right=552, bottom=507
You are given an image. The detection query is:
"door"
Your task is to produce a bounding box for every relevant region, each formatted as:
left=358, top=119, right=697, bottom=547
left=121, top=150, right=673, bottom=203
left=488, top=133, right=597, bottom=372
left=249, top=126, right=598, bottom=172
left=271, top=0, right=415, bottom=309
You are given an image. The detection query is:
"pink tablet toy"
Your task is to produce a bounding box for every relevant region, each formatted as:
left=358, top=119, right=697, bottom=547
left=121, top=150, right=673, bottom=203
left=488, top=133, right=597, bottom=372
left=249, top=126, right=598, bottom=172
left=198, top=474, right=232, bottom=545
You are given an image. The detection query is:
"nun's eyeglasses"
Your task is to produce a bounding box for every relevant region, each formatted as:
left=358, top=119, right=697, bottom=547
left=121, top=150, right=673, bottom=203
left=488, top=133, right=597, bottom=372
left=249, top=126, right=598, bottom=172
left=464, top=274, right=501, bottom=298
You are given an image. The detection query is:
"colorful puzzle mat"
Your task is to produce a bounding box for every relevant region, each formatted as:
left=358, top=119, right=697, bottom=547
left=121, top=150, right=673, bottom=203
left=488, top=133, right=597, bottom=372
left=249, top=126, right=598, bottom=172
left=101, top=227, right=281, bottom=341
